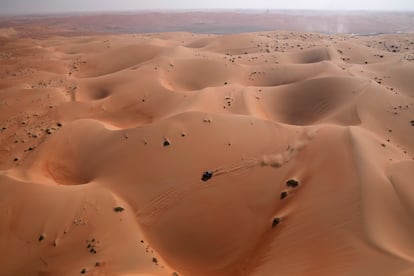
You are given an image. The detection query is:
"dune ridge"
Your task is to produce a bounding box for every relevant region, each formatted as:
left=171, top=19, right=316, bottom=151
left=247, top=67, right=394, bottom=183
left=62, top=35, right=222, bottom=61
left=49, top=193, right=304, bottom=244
left=1, top=29, right=414, bottom=276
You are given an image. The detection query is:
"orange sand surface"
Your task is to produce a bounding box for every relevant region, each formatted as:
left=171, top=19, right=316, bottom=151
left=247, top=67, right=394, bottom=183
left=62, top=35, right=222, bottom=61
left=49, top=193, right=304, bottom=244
left=1, top=27, right=414, bottom=276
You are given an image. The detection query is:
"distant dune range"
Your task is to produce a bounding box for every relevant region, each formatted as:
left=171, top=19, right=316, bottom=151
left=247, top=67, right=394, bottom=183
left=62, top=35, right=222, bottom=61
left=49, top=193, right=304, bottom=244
left=1, top=11, right=414, bottom=35
left=0, top=17, right=414, bottom=276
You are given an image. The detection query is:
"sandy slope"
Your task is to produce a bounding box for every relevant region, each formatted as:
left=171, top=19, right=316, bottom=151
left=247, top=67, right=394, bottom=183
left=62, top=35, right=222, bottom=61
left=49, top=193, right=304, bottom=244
left=0, top=29, right=414, bottom=276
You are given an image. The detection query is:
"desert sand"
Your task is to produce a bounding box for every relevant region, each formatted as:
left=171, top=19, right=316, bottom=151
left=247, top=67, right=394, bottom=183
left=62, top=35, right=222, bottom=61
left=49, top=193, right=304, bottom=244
left=1, top=17, right=414, bottom=276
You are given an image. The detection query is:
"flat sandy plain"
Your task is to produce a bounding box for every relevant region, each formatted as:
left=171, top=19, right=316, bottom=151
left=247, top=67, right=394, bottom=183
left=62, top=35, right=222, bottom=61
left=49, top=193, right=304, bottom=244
left=1, top=11, right=414, bottom=276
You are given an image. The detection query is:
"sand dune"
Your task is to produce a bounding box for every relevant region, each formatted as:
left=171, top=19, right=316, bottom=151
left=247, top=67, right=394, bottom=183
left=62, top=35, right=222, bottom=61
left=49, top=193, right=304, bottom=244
left=1, top=27, right=414, bottom=276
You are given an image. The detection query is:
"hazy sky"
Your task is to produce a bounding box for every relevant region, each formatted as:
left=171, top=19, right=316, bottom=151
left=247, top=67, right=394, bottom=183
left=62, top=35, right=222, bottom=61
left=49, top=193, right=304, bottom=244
left=1, top=0, right=414, bottom=14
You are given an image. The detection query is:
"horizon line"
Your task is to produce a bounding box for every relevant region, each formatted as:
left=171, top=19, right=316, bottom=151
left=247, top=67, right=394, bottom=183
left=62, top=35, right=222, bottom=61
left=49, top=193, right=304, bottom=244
left=1, top=8, right=414, bottom=17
